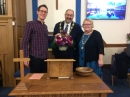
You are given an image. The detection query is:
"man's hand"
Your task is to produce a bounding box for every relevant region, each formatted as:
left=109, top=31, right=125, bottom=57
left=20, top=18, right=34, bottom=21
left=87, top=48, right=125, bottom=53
left=24, top=61, right=29, bottom=67
left=55, top=33, right=61, bottom=37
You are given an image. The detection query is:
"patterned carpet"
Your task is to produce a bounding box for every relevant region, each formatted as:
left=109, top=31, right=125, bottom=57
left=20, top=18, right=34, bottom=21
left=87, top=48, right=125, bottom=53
left=0, top=69, right=130, bottom=97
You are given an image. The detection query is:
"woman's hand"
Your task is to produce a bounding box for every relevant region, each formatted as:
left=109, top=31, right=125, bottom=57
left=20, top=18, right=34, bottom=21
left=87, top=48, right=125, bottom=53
left=98, top=59, right=104, bottom=67
left=98, top=54, right=104, bottom=67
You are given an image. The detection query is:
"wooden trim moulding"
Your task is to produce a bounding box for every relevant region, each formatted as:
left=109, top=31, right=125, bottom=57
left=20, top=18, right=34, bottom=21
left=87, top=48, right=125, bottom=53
left=103, top=40, right=127, bottom=47
left=0, top=16, right=13, bottom=19
left=49, top=33, right=127, bottom=47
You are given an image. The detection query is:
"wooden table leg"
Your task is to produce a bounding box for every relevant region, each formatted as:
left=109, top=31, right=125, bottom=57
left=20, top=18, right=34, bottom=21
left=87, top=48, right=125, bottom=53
left=100, top=93, right=107, bottom=97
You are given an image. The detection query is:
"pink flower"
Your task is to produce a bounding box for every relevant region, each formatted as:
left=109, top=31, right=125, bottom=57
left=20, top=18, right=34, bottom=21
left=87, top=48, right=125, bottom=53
left=62, top=37, right=67, bottom=42
left=62, top=30, right=66, bottom=35
left=68, top=36, right=73, bottom=41
left=57, top=40, right=62, bottom=45
left=67, top=39, right=73, bottom=46
left=56, top=36, right=62, bottom=39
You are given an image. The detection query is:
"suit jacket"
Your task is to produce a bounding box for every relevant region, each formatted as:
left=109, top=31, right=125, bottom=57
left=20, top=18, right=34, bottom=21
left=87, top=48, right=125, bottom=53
left=53, top=21, right=83, bottom=59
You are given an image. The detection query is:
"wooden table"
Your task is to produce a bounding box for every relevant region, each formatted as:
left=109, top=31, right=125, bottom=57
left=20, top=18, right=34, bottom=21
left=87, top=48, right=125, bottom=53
left=8, top=73, right=113, bottom=97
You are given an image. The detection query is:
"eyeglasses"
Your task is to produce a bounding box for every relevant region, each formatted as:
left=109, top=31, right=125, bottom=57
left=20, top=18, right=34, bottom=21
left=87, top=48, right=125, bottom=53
left=39, top=10, right=48, bottom=14
left=83, top=24, right=91, bottom=26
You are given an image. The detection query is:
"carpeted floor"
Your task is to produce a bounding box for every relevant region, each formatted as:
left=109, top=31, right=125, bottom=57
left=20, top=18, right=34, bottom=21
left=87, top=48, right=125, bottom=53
left=0, top=69, right=130, bottom=97
left=102, top=69, right=130, bottom=97
left=0, top=87, right=14, bottom=97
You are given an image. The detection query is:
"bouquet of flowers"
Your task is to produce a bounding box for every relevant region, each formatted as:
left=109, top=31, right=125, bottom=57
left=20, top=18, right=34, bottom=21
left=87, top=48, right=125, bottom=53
left=127, top=33, right=130, bottom=40
left=52, top=30, right=74, bottom=51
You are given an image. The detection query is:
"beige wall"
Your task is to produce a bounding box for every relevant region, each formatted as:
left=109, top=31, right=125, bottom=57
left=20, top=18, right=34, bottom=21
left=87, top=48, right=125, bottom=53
left=104, top=47, right=125, bottom=64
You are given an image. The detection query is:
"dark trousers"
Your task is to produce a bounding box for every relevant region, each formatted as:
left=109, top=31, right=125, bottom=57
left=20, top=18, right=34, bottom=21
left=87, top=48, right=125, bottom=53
left=29, top=55, right=47, bottom=73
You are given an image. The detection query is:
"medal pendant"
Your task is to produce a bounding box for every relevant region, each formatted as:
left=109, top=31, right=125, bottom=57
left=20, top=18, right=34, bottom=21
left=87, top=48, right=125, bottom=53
left=81, top=47, right=84, bottom=49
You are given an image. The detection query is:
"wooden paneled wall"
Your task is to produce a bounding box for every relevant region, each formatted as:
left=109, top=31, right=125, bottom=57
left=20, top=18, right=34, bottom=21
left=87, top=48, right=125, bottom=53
left=0, top=0, right=14, bottom=87
left=0, top=0, right=27, bottom=87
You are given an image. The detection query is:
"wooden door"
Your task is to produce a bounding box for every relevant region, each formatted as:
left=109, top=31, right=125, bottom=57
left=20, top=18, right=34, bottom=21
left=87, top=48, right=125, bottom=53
left=12, top=0, right=27, bottom=86
left=12, top=0, right=27, bottom=58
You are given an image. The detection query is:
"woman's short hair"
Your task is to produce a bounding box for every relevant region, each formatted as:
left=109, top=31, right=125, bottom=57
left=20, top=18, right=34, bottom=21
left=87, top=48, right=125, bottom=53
left=82, top=18, right=94, bottom=28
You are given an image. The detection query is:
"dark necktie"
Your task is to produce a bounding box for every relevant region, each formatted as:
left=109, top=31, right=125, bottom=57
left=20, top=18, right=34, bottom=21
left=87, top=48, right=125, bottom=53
left=64, top=24, right=68, bottom=33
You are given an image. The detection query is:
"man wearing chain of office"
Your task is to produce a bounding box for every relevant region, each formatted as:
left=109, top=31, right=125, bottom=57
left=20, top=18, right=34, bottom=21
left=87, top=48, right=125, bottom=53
left=53, top=9, right=83, bottom=64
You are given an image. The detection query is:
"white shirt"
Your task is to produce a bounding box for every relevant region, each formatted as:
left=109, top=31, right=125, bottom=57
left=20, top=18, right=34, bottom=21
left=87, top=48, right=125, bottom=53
left=63, top=22, right=71, bottom=34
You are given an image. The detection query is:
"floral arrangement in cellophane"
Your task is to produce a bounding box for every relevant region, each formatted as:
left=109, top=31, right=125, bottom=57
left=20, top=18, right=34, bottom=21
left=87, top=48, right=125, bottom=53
left=52, top=30, right=74, bottom=49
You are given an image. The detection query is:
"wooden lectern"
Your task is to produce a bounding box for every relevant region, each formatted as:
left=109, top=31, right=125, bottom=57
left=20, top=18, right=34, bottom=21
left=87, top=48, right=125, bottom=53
left=45, top=59, right=75, bottom=79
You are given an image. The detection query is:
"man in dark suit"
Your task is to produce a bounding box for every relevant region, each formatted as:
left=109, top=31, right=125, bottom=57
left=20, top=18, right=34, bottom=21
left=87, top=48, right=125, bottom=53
left=52, top=9, right=83, bottom=70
